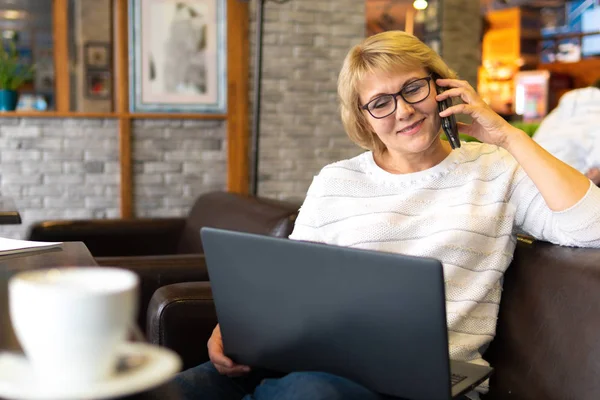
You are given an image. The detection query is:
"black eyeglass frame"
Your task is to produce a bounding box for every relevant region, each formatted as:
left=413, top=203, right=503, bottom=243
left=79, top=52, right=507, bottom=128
left=361, top=76, right=433, bottom=119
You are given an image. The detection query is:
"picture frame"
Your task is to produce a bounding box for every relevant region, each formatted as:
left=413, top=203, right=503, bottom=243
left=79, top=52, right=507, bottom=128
left=128, top=0, right=227, bottom=113
left=84, top=42, right=111, bottom=68
left=86, top=70, right=112, bottom=99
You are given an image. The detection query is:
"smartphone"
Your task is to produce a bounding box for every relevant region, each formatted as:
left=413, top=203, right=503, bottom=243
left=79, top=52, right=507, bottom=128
left=435, top=85, right=461, bottom=149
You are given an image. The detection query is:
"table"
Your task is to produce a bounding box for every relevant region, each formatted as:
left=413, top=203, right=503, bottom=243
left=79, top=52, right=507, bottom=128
left=0, top=242, right=184, bottom=400
left=0, top=198, right=21, bottom=225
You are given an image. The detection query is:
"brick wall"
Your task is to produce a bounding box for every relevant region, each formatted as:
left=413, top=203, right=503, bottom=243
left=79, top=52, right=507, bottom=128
left=0, top=118, right=227, bottom=238
left=0, top=118, right=120, bottom=238
left=250, top=0, right=366, bottom=202
left=132, top=119, right=227, bottom=217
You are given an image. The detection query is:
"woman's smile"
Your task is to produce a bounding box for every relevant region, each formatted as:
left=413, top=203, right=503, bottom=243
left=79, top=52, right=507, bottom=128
left=397, top=118, right=425, bottom=136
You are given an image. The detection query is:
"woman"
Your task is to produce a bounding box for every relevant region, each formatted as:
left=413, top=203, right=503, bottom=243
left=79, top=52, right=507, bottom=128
left=174, top=31, right=600, bottom=400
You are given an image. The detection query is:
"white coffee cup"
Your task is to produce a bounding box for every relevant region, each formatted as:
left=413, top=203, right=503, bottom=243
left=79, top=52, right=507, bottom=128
left=9, top=267, right=139, bottom=388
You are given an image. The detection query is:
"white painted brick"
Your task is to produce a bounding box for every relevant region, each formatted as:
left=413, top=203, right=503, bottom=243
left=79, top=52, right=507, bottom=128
left=84, top=174, right=119, bottom=185
left=164, top=197, right=196, bottom=208
left=104, top=162, right=121, bottom=173
left=165, top=174, right=185, bottom=184
left=0, top=138, right=25, bottom=150
left=84, top=150, right=119, bottom=161
left=0, top=185, right=23, bottom=196
left=133, top=128, right=170, bottom=139
left=137, top=174, right=164, bottom=185
left=135, top=119, right=183, bottom=128
left=139, top=208, right=185, bottom=218
left=0, top=162, right=21, bottom=172
left=44, top=175, right=84, bottom=185
left=2, top=150, right=41, bottom=161
left=62, top=162, right=85, bottom=173
left=1, top=126, right=42, bottom=138
left=199, top=152, right=226, bottom=161
left=105, top=186, right=120, bottom=197
left=43, top=150, right=84, bottom=161
left=144, top=162, right=182, bottom=173
left=164, top=150, right=208, bottom=162
left=106, top=208, right=121, bottom=218
left=44, top=197, right=86, bottom=208
left=63, top=209, right=95, bottom=219
left=64, top=119, right=103, bottom=128
left=2, top=174, right=42, bottom=184
left=134, top=148, right=164, bottom=161
left=0, top=118, right=22, bottom=126
left=0, top=229, right=23, bottom=239
left=140, top=139, right=180, bottom=151
left=296, top=2, right=331, bottom=12
left=14, top=197, right=43, bottom=208
left=43, top=127, right=87, bottom=137
left=181, top=162, right=207, bottom=174
left=25, top=186, right=64, bottom=196
left=85, top=197, right=117, bottom=209
left=180, top=119, right=223, bottom=129
left=138, top=186, right=173, bottom=197
left=65, top=185, right=106, bottom=197
left=21, top=209, right=68, bottom=221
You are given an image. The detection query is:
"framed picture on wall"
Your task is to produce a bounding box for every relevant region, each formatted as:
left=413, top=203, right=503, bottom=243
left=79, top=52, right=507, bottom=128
left=86, top=70, right=112, bottom=99
left=85, top=42, right=111, bottom=68
left=128, top=0, right=227, bottom=113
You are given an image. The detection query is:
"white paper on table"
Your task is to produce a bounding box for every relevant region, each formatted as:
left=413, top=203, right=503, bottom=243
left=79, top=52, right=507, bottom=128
left=0, top=237, right=62, bottom=256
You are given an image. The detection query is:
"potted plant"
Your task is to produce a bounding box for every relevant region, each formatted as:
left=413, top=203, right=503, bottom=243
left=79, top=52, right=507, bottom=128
left=0, top=40, right=35, bottom=111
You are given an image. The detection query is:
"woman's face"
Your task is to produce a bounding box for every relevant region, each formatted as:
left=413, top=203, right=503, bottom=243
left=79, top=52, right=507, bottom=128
left=358, top=67, right=443, bottom=158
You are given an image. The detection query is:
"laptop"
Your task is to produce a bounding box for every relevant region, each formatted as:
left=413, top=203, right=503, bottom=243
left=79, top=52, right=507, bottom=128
left=201, top=227, right=493, bottom=400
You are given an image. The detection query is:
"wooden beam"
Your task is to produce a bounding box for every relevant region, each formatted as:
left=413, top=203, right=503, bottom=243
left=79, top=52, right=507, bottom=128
left=115, top=0, right=133, bottom=218
left=52, top=0, right=69, bottom=112
left=226, top=0, right=250, bottom=194
left=119, top=118, right=133, bottom=218
left=115, top=0, right=129, bottom=115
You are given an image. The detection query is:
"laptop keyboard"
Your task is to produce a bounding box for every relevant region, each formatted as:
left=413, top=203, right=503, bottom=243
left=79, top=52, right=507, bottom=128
left=451, top=373, right=467, bottom=386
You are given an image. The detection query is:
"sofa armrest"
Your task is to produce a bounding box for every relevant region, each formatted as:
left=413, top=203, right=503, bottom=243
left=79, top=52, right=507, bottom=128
left=97, top=254, right=209, bottom=337
left=27, top=218, right=186, bottom=257
left=484, top=240, right=600, bottom=400
left=147, top=282, right=216, bottom=370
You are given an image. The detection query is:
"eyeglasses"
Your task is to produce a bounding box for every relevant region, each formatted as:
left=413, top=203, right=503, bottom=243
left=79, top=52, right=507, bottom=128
left=361, top=76, right=433, bottom=119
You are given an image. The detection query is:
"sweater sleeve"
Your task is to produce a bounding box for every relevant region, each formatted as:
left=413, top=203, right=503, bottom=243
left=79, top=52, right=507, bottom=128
left=507, top=158, right=600, bottom=247
left=288, top=175, right=326, bottom=243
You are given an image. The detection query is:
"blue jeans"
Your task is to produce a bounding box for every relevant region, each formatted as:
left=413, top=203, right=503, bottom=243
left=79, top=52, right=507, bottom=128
left=173, top=362, right=394, bottom=400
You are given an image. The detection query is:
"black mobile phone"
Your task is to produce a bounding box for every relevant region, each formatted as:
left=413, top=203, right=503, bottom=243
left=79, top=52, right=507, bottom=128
left=435, top=85, right=461, bottom=149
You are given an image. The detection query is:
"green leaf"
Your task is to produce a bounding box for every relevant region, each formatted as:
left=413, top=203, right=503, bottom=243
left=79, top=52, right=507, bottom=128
left=0, top=38, right=36, bottom=90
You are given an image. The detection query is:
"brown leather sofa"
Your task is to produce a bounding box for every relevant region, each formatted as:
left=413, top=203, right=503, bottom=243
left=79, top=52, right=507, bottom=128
left=147, top=237, right=600, bottom=400
left=27, top=191, right=300, bottom=334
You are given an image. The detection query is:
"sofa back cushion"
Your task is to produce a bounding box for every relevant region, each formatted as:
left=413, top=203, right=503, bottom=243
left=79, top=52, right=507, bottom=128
left=177, top=192, right=299, bottom=254
left=484, top=240, right=600, bottom=400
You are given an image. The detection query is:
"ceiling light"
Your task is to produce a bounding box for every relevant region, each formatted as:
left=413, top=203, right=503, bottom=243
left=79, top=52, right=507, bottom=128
left=413, top=0, right=428, bottom=10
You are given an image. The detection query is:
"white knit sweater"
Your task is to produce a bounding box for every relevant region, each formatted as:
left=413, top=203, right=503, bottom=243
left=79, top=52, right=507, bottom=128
left=289, top=142, right=600, bottom=379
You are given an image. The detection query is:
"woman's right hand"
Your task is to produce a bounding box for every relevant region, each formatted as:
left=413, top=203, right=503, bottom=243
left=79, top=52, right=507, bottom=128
left=207, top=324, right=251, bottom=376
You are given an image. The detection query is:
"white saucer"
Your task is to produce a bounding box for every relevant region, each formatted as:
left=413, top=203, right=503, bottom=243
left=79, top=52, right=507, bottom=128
left=0, top=342, right=182, bottom=400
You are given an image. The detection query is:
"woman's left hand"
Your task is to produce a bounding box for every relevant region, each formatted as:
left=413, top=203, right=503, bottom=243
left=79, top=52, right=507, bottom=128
left=435, top=78, right=521, bottom=149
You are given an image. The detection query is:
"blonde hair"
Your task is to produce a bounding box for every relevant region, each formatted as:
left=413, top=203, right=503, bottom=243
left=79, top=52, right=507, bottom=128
left=338, top=31, right=457, bottom=154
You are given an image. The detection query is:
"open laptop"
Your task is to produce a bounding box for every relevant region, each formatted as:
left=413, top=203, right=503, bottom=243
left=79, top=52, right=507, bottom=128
left=201, top=227, right=493, bottom=400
